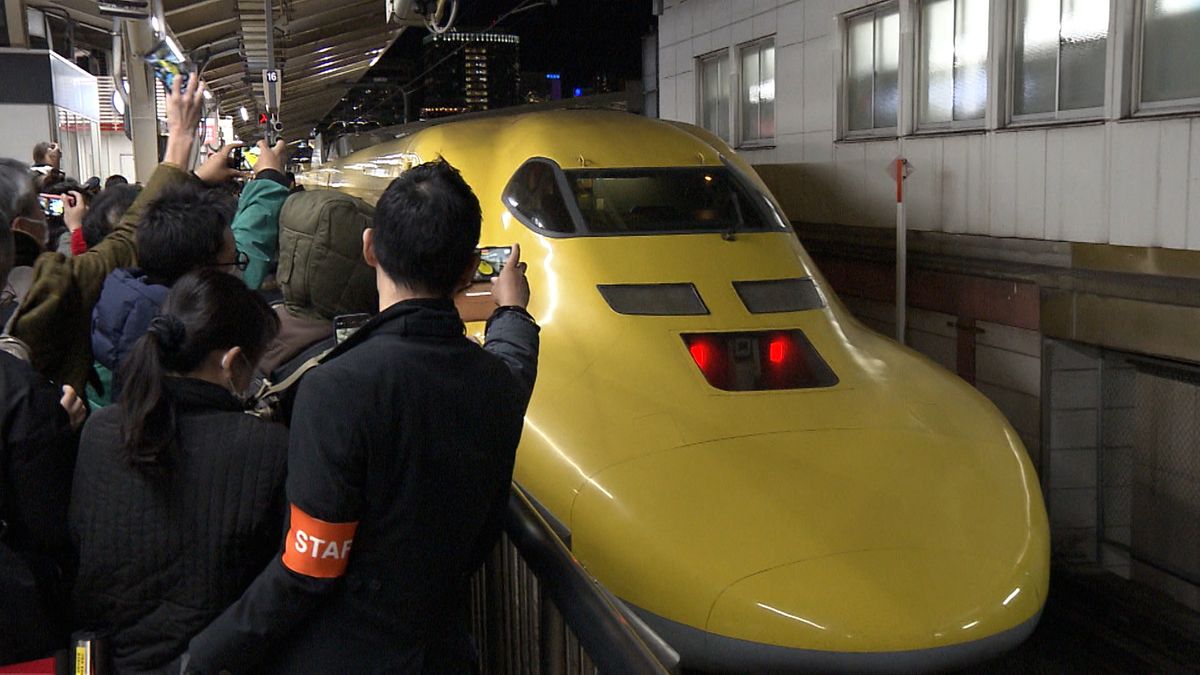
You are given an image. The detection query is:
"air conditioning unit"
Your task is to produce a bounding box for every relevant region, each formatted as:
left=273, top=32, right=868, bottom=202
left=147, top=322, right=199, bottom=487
left=98, top=1, right=151, bottom=19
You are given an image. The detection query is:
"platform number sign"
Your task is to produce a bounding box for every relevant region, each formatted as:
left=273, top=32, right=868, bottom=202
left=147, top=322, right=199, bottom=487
left=263, top=69, right=282, bottom=112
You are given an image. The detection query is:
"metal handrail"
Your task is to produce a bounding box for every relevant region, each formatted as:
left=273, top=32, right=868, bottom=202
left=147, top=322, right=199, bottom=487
left=503, top=483, right=680, bottom=674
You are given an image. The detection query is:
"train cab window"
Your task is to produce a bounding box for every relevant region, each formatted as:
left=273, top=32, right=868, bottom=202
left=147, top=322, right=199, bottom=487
left=502, top=159, right=576, bottom=234
left=562, top=168, right=776, bottom=235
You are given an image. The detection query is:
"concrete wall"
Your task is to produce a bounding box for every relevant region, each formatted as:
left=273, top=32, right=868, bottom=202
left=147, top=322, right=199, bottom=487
left=657, top=0, right=1200, bottom=250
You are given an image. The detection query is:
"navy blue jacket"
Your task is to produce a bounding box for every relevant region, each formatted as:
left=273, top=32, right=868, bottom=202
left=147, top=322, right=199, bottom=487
left=90, top=269, right=168, bottom=402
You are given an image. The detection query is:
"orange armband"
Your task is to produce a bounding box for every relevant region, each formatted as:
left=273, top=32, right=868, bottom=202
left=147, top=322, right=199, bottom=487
left=281, top=504, right=359, bottom=578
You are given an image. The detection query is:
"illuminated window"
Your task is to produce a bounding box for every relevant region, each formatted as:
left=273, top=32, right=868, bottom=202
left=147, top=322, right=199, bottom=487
left=844, top=3, right=900, bottom=134
left=1138, top=0, right=1200, bottom=110
left=698, top=50, right=730, bottom=142
left=1012, top=0, right=1108, bottom=119
left=740, top=38, right=775, bottom=144
left=918, top=0, right=989, bottom=127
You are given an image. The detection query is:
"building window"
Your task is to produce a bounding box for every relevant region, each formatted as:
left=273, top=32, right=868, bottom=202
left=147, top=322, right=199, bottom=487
left=699, top=51, right=731, bottom=142
left=1011, top=0, right=1109, bottom=120
left=918, top=0, right=990, bottom=127
left=1137, top=0, right=1200, bottom=111
left=844, top=3, right=900, bottom=134
left=739, top=38, right=775, bottom=145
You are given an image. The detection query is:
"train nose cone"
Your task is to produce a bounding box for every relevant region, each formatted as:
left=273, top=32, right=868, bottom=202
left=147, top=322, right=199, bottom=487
left=707, top=548, right=1044, bottom=654
left=571, top=426, right=1049, bottom=664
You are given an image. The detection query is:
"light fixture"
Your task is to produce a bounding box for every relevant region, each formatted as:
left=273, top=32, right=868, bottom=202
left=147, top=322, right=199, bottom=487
left=239, top=106, right=249, bottom=121
left=202, top=89, right=213, bottom=100
left=112, top=90, right=125, bottom=116
left=164, top=35, right=184, bottom=62
left=150, top=15, right=162, bottom=33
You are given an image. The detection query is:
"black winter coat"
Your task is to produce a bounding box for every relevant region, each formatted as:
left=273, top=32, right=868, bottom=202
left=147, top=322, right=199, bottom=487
left=0, top=352, right=77, bottom=665
left=70, top=378, right=288, bottom=674
left=187, top=298, right=539, bottom=674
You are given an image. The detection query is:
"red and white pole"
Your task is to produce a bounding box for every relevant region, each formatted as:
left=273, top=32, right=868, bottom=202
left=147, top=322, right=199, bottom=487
left=895, top=158, right=907, bottom=345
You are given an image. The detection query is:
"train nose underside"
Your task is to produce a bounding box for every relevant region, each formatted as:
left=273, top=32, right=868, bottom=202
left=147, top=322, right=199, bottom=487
left=568, top=427, right=1051, bottom=672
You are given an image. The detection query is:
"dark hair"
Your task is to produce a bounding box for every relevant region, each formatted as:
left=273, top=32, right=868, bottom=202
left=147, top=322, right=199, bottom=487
left=136, top=182, right=236, bottom=286
left=372, top=159, right=481, bottom=297
left=120, top=269, right=280, bottom=467
left=83, top=184, right=141, bottom=248
left=32, top=142, right=52, bottom=165
left=0, top=158, right=38, bottom=285
left=104, top=175, right=129, bottom=189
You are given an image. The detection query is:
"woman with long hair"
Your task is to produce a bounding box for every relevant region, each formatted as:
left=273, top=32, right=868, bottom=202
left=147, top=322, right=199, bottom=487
left=70, top=268, right=286, bottom=673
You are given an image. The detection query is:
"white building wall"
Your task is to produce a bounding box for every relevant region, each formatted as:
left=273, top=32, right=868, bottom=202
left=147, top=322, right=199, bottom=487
left=0, top=104, right=52, bottom=164
left=658, top=0, right=1200, bottom=251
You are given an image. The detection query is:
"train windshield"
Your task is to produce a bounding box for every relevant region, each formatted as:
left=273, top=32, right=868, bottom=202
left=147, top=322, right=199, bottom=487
left=502, top=159, right=787, bottom=236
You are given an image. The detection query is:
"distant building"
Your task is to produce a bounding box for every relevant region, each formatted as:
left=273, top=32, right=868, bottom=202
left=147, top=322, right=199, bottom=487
left=420, top=31, right=520, bottom=119
left=520, top=71, right=563, bottom=105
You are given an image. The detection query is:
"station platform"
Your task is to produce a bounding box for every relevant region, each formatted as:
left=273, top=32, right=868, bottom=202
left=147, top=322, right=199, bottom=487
left=968, top=564, right=1200, bottom=673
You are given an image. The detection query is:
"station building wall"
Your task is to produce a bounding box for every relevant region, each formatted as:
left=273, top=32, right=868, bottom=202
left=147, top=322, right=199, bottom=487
left=656, top=0, right=1200, bottom=610
left=657, top=0, right=1200, bottom=250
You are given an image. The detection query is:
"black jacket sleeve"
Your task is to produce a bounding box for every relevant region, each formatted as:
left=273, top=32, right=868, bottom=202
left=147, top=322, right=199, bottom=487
left=2, top=362, right=77, bottom=562
left=483, top=307, right=540, bottom=407
left=185, top=365, right=367, bottom=673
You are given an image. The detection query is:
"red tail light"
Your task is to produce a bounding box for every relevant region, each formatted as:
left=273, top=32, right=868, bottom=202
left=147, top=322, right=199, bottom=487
left=682, top=331, right=837, bottom=391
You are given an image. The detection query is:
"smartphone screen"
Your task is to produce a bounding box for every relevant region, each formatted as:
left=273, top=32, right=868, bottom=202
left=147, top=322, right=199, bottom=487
left=143, top=39, right=189, bottom=91
left=474, top=246, right=512, bottom=283
left=333, top=313, right=371, bottom=344
left=38, top=194, right=64, bottom=218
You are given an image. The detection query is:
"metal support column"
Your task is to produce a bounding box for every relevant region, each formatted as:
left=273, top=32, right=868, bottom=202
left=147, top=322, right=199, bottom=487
left=4, top=0, right=28, bottom=47
left=123, top=19, right=159, bottom=181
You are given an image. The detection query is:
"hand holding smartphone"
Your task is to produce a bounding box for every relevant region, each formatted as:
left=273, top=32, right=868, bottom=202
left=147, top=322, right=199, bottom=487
left=474, top=246, right=513, bottom=283
left=144, top=39, right=189, bottom=92
left=38, top=193, right=64, bottom=218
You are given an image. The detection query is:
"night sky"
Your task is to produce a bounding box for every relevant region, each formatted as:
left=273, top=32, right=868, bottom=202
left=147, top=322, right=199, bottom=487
left=320, top=0, right=654, bottom=134
left=393, top=0, right=653, bottom=94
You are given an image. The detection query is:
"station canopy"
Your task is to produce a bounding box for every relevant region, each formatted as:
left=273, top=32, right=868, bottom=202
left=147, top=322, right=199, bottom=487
left=46, top=0, right=408, bottom=143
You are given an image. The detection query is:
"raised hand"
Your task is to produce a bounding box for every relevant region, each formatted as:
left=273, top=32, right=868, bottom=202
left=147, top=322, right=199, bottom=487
left=491, top=243, right=530, bottom=309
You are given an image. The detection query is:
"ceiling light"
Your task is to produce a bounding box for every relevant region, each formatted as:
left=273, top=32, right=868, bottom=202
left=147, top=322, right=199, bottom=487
left=240, top=106, right=249, bottom=121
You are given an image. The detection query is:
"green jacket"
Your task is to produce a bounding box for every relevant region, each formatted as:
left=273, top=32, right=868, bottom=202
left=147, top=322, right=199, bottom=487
left=11, top=164, right=191, bottom=393
left=232, top=175, right=288, bottom=290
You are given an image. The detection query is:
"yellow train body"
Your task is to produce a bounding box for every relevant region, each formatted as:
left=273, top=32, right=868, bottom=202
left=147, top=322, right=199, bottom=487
left=306, top=110, right=1050, bottom=670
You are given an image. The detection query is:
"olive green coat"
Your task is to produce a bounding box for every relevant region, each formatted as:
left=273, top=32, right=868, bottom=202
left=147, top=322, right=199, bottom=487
left=10, top=164, right=191, bottom=392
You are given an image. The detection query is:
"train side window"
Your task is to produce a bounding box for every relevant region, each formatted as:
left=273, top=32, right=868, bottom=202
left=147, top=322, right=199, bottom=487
left=502, top=159, right=577, bottom=234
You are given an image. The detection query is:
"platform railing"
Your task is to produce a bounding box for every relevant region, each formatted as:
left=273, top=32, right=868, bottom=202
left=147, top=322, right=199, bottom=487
left=470, top=483, right=680, bottom=675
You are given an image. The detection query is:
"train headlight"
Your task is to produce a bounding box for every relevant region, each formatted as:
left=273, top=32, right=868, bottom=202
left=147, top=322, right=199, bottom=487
left=682, top=330, right=838, bottom=391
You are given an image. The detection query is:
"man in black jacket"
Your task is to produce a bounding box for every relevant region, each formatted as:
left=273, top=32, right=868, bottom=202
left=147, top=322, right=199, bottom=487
left=0, top=158, right=85, bottom=665
left=186, top=159, right=539, bottom=673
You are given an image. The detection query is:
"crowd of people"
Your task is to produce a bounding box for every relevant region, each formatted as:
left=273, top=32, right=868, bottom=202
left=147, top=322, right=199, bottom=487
left=0, top=76, right=539, bottom=673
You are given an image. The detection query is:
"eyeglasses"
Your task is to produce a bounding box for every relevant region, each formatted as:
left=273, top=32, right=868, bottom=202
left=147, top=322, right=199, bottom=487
left=216, top=250, right=250, bottom=272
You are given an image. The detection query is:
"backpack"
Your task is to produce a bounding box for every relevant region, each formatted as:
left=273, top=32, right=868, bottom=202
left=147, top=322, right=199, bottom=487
left=277, top=190, right=378, bottom=322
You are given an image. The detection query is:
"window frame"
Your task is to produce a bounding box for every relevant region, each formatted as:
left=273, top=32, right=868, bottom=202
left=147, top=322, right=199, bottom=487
left=736, top=36, right=777, bottom=149
left=1131, top=0, right=1200, bottom=117
left=696, top=48, right=733, bottom=143
left=499, top=157, right=789, bottom=239
left=914, top=0, right=990, bottom=133
left=840, top=1, right=902, bottom=140
left=1006, top=0, right=1110, bottom=126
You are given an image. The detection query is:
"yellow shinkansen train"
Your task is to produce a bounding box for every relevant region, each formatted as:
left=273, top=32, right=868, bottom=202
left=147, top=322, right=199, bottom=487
left=304, top=110, right=1050, bottom=671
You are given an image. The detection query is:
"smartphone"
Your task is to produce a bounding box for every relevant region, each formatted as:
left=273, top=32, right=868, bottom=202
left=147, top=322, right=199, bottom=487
left=228, top=147, right=247, bottom=171
left=474, top=246, right=512, bottom=283
left=143, top=39, right=189, bottom=92
left=333, top=313, right=371, bottom=344
left=38, top=193, right=64, bottom=218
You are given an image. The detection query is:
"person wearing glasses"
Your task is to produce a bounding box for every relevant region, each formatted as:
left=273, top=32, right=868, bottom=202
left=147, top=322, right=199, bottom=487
left=87, top=143, right=287, bottom=409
